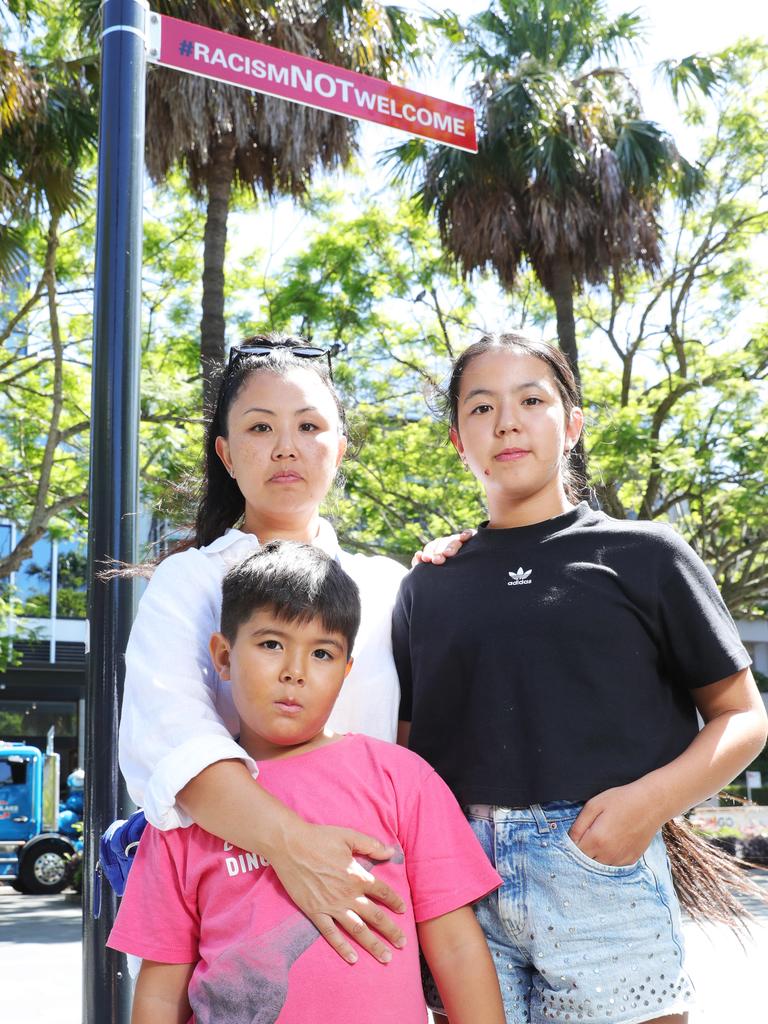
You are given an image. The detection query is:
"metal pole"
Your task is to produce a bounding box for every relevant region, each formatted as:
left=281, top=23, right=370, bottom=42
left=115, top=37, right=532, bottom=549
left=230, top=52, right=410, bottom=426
left=84, top=1, right=147, bottom=1021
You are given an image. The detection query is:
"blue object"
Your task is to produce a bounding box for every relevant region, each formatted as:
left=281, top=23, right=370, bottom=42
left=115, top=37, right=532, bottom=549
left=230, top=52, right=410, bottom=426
left=58, top=808, right=81, bottom=837
left=0, top=741, right=76, bottom=892
left=98, top=810, right=148, bottom=903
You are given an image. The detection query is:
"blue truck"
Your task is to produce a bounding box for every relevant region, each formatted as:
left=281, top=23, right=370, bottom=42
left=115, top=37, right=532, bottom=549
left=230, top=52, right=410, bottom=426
left=0, top=731, right=81, bottom=894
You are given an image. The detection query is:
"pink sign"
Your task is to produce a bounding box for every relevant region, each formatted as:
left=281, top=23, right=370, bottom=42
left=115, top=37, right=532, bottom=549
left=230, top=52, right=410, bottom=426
left=147, top=14, right=477, bottom=153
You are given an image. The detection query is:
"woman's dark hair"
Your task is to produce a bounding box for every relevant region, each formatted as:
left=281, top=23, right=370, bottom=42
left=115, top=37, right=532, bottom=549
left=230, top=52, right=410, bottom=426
left=195, top=334, right=347, bottom=550
left=220, top=540, right=361, bottom=655
left=440, top=332, right=585, bottom=502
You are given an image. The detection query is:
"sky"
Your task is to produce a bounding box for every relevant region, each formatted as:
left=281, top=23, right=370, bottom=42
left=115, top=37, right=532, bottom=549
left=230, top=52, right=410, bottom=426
left=367, top=0, right=768, bottom=158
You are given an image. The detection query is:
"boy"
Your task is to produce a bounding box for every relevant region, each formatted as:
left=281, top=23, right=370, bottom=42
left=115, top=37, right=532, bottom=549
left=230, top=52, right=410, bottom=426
left=108, top=541, right=504, bottom=1024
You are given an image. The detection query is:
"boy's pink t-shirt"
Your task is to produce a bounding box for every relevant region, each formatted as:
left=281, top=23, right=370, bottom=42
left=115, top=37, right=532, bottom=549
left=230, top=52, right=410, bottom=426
left=108, top=734, right=501, bottom=1024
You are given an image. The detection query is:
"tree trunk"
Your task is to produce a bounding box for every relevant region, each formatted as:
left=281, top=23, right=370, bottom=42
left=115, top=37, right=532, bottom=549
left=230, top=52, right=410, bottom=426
left=200, top=135, right=236, bottom=415
left=548, top=252, right=589, bottom=495
left=549, top=252, right=580, bottom=384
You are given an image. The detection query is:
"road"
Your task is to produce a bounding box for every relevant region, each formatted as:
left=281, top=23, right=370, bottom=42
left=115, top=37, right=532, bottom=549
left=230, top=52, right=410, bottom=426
left=1, top=874, right=767, bottom=1022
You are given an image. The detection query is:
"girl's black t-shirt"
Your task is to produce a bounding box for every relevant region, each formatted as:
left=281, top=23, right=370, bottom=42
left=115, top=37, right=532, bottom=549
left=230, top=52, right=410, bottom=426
left=393, top=503, right=751, bottom=807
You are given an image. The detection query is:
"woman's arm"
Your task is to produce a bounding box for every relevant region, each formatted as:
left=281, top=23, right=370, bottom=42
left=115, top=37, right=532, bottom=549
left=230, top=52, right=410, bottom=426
left=179, top=760, right=406, bottom=963
left=570, top=668, right=768, bottom=865
left=121, top=551, right=406, bottom=962
left=418, top=907, right=505, bottom=1024
left=119, top=549, right=256, bottom=827
left=131, top=961, right=194, bottom=1024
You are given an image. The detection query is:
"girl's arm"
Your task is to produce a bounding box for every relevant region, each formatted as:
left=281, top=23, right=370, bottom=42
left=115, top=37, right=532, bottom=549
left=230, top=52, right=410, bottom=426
left=570, top=667, right=768, bottom=865
left=131, top=961, right=194, bottom=1024
left=418, top=907, right=505, bottom=1024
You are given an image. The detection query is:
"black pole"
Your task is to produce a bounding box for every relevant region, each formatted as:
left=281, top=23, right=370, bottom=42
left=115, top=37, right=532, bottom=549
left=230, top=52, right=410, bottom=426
left=84, top=1, right=146, bottom=1021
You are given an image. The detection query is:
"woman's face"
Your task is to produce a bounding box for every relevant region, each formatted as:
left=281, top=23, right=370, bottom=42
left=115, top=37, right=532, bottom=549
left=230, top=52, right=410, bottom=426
left=215, top=368, right=347, bottom=534
left=451, top=349, right=583, bottom=513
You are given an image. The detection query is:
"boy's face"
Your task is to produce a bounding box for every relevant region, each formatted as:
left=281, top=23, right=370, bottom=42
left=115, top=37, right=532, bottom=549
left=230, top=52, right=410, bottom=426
left=210, top=608, right=352, bottom=760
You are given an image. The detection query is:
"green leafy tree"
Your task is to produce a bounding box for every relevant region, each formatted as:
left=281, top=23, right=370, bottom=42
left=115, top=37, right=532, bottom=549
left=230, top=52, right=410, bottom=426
left=581, top=42, right=768, bottom=617
left=0, top=0, right=207, bottom=582
left=391, top=0, right=700, bottom=383
left=79, top=0, right=420, bottom=411
left=244, top=187, right=488, bottom=562
left=0, top=8, right=98, bottom=580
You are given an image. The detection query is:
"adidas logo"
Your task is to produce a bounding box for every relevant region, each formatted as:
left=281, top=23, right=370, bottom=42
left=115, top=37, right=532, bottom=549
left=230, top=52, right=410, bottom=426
left=508, top=567, right=533, bottom=586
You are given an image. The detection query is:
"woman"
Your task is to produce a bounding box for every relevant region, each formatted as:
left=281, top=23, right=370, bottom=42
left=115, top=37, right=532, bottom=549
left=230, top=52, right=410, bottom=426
left=393, top=332, right=768, bottom=1024
left=120, top=336, right=409, bottom=964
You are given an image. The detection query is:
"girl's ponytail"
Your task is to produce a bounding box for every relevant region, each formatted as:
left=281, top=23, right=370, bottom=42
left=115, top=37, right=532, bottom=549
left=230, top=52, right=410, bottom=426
left=663, top=817, right=766, bottom=929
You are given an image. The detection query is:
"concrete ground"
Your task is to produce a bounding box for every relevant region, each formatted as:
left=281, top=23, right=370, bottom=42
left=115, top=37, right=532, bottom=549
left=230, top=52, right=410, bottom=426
left=0, top=884, right=82, bottom=1023
left=2, top=874, right=767, bottom=1022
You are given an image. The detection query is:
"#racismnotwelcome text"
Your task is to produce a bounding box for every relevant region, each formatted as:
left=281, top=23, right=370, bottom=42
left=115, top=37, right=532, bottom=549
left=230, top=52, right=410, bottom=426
left=148, top=14, right=477, bottom=152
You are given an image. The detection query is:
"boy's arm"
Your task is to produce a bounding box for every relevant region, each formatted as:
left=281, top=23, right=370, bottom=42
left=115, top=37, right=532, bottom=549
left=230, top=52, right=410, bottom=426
left=131, top=960, right=195, bottom=1024
left=417, top=906, right=504, bottom=1024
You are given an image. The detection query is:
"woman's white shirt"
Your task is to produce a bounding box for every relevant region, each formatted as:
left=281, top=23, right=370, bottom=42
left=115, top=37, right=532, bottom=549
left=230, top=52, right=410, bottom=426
left=118, top=520, right=406, bottom=830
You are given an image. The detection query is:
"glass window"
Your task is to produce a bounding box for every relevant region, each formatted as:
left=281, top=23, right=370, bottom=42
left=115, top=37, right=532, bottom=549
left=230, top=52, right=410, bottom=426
left=0, top=700, right=77, bottom=738
left=55, top=535, right=87, bottom=620
left=17, top=536, right=52, bottom=617
left=0, top=758, right=28, bottom=786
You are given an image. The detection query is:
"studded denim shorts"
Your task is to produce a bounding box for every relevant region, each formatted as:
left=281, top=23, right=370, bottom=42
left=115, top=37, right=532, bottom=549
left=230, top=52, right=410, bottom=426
left=432, top=801, right=694, bottom=1024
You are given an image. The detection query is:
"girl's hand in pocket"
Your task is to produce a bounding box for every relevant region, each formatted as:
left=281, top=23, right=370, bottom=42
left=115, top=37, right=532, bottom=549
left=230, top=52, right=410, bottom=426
left=568, top=782, right=664, bottom=866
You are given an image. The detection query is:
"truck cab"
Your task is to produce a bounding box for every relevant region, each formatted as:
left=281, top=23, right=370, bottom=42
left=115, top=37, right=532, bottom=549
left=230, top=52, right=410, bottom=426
left=0, top=740, right=77, bottom=894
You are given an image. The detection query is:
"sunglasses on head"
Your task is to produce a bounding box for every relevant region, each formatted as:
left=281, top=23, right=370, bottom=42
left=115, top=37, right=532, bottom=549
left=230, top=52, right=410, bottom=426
left=227, top=339, right=340, bottom=378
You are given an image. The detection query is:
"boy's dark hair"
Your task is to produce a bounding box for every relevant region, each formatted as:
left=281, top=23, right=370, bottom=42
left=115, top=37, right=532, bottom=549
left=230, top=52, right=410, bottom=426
left=220, top=541, right=361, bottom=655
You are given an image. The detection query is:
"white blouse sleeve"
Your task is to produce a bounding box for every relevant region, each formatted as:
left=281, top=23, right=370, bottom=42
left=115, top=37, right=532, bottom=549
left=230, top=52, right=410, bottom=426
left=118, top=549, right=257, bottom=830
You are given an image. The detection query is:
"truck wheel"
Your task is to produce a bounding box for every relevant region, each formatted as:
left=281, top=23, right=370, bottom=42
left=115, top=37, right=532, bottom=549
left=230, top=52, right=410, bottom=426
left=18, top=839, right=71, bottom=894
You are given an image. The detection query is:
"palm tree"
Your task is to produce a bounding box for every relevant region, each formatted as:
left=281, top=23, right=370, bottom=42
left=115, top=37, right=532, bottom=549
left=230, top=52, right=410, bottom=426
left=0, top=37, right=97, bottom=281
left=80, top=0, right=419, bottom=411
left=391, top=0, right=698, bottom=383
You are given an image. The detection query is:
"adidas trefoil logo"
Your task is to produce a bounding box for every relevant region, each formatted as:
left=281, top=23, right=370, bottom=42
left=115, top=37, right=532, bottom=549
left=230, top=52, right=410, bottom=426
left=508, top=566, right=533, bottom=586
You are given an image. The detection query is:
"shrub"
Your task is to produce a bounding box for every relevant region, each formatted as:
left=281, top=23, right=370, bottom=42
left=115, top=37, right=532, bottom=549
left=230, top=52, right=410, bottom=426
left=707, top=834, right=743, bottom=858
left=743, top=835, right=768, bottom=866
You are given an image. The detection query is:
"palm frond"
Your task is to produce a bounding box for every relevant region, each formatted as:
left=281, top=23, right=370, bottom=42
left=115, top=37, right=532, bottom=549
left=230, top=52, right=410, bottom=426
left=0, top=223, right=28, bottom=283
left=656, top=54, right=726, bottom=104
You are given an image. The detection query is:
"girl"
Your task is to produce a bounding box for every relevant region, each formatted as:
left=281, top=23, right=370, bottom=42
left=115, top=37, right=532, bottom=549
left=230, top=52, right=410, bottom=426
left=393, top=332, right=768, bottom=1024
left=120, top=336, right=410, bottom=966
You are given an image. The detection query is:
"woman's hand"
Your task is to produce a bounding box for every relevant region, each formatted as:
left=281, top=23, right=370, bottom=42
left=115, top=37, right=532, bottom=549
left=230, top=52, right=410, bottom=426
left=568, top=781, right=662, bottom=866
left=266, top=817, right=407, bottom=965
left=179, top=761, right=406, bottom=965
left=412, top=529, right=476, bottom=567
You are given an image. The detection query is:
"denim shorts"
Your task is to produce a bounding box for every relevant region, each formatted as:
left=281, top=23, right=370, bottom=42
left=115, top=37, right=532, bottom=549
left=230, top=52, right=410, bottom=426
left=429, top=801, right=694, bottom=1024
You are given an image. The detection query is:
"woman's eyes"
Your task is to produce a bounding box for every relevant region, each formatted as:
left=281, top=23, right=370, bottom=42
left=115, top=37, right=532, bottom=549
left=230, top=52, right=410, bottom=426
left=247, top=422, right=321, bottom=432
left=522, top=396, right=543, bottom=406
left=470, top=403, right=493, bottom=415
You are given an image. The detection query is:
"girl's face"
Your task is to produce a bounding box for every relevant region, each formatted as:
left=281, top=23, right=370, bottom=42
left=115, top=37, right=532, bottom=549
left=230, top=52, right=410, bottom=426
left=450, top=349, right=583, bottom=520
left=215, top=368, right=347, bottom=535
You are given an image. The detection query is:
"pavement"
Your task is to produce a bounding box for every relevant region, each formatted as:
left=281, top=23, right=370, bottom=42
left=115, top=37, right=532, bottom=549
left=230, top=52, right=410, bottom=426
left=1, top=874, right=767, bottom=1023
left=0, top=885, right=82, bottom=1022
